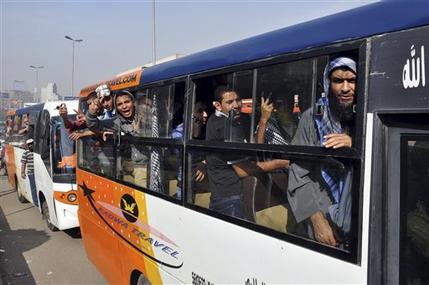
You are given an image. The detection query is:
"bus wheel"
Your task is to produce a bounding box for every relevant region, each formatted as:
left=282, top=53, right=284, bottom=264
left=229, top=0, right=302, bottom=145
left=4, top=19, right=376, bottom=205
left=15, top=177, right=28, bottom=203
left=42, top=201, right=58, bottom=232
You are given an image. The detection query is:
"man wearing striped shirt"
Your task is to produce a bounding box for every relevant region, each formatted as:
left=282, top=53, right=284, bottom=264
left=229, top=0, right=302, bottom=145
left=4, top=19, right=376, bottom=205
left=21, top=138, right=38, bottom=207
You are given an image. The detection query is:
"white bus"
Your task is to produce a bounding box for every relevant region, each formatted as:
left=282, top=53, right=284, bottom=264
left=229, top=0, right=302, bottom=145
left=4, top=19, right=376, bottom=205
left=5, top=100, right=80, bottom=231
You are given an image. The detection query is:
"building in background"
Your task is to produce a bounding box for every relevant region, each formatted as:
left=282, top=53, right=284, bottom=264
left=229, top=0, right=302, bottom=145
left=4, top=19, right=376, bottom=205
left=0, top=92, right=10, bottom=122
left=0, top=89, right=34, bottom=122
left=40, top=83, right=60, bottom=102
left=6, top=90, right=34, bottom=109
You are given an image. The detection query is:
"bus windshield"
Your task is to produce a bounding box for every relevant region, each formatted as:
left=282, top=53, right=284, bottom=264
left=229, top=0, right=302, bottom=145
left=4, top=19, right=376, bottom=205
left=52, top=115, right=76, bottom=176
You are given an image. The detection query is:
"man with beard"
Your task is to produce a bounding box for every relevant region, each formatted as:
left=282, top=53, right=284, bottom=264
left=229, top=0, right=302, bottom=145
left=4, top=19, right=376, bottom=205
left=287, top=57, right=357, bottom=247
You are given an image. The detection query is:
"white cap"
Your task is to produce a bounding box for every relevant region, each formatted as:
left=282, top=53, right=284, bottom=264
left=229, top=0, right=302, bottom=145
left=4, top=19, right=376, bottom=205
left=26, top=138, right=34, bottom=144
left=95, top=84, right=111, bottom=101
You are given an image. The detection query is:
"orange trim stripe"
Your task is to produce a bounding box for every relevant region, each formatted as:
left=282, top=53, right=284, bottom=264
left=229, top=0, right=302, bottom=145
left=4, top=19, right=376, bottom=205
left=79, top=69, right=143, bottom=99
left=6, top=109, right=16, bottom=116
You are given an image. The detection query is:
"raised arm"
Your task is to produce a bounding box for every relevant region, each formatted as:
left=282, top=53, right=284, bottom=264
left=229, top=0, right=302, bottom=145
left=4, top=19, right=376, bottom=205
left=255, top=97, right=274, bottom=144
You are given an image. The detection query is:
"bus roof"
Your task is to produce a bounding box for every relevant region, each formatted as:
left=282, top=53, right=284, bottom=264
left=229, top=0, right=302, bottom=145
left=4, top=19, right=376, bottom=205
left=13, top=101, right=79, bottom=116
left=140, top=0, right=429, bottom=85
left=16, top=104, right=44, bottom=115
left=43, top=100, right=79, bottom=116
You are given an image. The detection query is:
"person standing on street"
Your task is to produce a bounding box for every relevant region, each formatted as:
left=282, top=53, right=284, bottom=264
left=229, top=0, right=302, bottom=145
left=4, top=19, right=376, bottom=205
left=21, top=139, right=38, bottom=207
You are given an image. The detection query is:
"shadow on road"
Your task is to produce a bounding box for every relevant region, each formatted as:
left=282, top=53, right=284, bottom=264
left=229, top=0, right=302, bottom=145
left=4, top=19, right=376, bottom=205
left=64, top=227, right=82, bottom=239
left=0, top=195, right=50, bottom=284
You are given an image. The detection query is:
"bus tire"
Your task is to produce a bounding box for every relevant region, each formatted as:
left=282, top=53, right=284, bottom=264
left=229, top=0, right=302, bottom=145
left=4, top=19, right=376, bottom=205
left=131, top=271, right=151, bottom=285
left=42, top=201, right=58, bottom=232
left=15, top=177, right=28, bottom=203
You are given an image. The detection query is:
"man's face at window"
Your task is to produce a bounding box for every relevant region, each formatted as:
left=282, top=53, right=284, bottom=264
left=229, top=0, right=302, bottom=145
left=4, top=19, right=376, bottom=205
left=193, top=111, right=205, bottom=125
left=192, top=110, right=207, bottom=138
left=58, top=104, right=68, bottom=116
left=330, top=68, right=356, bottom=108
left=101, top=96, right=113, bottom=111
left=87, top=97, right=101, bottom=115
left=22, top=114, right=29, bottom=125
left=219, top=91, right=240, bottom=116
left=116, top=95, right=134, bottom=118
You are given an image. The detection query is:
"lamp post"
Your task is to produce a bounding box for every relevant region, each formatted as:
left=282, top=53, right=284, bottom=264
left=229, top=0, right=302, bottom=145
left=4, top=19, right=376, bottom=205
left=152, top=0, right=156, bottom=64
left=29, top=65, right=44, bottom=102
left=65, top=35, right=83, bottom=97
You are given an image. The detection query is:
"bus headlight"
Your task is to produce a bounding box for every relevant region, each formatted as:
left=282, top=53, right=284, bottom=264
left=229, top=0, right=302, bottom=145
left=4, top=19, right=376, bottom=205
left=54, top=190, right=78, bottom=205
left=67, top=193, right=77, bottom=203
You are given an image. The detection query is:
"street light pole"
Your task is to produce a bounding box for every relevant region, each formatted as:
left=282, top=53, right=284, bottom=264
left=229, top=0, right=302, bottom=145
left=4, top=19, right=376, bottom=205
left=65, top=35, right=83, bottom=97
left=152, top=0, right=156, bottom=64
left=29, top=65, right=44, bottom=102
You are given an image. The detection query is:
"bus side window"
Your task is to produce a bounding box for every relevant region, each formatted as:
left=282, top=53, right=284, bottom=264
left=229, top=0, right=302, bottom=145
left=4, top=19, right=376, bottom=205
left=136, top=85, right=174, bottom=138
left=192, top=72, right=257, bottom=143
left=12, top=115, right=23, bottom=143
left=233, top=70, right=254, bottom=142
left=78, top=98, right=89, bottom=115
left=255, top=58, right=319, bottom=145
left=34, top=110, right=51, bottom=174
left=187, top=150, right=210, bottom=208
left=5, top=116, right=14, bottom=139
left=131, top=84, right=185, bottom=200
left=17, top=114, right=29, bottom=137
left=118, top=141, right=182, bottom=199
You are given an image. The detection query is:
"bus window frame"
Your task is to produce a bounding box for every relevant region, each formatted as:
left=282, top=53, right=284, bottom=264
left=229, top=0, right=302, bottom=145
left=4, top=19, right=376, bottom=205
left=77, top=82, right=188, bottom=203
left=188, top=39, right=366, bottom=155
left=77, top=39, right=367, bottom=264
left=34, top=109, right=52, bottom=177
left=50, top=115, right=77, bottom=177
left=398, top=133, right=429, bottom=284
left=77, top=135, right=185, bottom=204
left=183, top=40, right=367, bottom=264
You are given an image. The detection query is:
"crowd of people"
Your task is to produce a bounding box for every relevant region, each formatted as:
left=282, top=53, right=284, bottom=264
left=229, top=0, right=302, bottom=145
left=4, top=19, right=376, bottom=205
left=203, top=56, right=357, bottom=248
left=70, top=56, right=356, bottom=248
left=13, top=56, right=356, bottom=248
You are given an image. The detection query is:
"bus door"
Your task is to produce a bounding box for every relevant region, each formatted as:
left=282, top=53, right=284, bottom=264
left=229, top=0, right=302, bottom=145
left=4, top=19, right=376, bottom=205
left=367, top=24, right=429, bottom=284
left=383, top=120, right=429, bottom=284
left=51, top=116, right=76, bottom=183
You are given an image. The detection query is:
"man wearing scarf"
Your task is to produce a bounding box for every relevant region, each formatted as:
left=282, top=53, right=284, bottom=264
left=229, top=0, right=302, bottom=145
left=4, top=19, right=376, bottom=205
left=287, top=57, right=357, bottom=247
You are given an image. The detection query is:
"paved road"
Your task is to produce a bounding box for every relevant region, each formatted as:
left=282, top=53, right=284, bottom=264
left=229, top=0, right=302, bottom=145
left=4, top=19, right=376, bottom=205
left=0, top=174, right=106, bottom=285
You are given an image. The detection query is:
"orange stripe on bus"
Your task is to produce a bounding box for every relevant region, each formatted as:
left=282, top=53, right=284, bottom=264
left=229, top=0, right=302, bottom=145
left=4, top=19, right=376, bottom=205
left=79, top=69, right=143, bottom=98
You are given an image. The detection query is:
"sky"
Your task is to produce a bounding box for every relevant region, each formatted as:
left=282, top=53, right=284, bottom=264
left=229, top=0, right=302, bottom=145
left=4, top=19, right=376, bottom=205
left=1, top=0, right=378, bottom=98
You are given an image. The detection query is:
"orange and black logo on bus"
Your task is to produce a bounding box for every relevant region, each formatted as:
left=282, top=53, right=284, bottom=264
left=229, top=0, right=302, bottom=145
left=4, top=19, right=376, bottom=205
left=120, top=194, right=138, bottom=223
